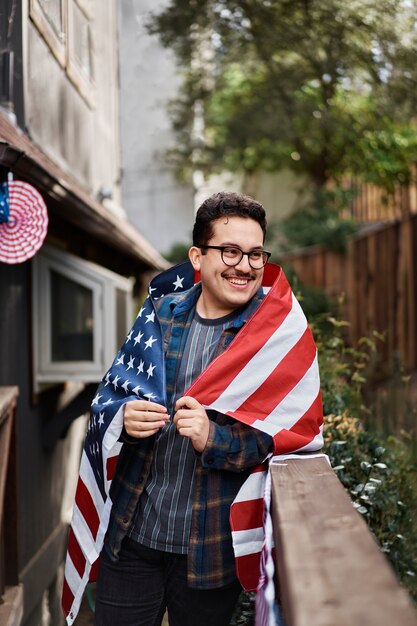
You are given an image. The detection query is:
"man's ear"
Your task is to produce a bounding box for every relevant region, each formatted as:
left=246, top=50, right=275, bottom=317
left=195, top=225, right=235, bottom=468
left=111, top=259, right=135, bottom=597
left=189, top=246, right=202, bottom=271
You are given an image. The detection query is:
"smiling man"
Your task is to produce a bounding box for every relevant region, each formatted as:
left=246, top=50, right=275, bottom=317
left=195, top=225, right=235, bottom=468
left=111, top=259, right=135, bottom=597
left=93, top=192, right=275, bottom=626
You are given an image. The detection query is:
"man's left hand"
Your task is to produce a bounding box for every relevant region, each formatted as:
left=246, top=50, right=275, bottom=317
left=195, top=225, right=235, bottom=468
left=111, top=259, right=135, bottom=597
left=174, top=396, right=210, bottom=452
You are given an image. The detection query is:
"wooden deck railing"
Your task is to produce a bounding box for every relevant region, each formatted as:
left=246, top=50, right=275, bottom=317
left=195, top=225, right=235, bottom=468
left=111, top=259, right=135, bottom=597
left=0, top=386, right=20, bottom=620
left=271, top=456, right=417, bottom=626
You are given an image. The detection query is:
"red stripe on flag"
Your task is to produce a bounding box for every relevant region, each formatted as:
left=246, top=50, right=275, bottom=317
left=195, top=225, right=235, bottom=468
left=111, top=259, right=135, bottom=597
left=62, top=577, right=75, bottom=617
left=106, top=455, right=119, bottom=481
left=67, top=527, right=87, bottom=578
left=230, top=498, right=264, bottom=532
left=231, top=328, right=316, bottom=423
left=235, top=551, right=262, bottom=592
left=74, top=477, right=101, bottom=540
left=187, top=273, right=293, bottom=406
left=89, top=558, right=99, bottom=582
left=272, top=390, right=323, bottom=454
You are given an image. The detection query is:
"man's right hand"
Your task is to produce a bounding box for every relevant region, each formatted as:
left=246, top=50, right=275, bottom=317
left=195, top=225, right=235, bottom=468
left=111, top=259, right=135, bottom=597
left=123, top=400, right=168, bottom=438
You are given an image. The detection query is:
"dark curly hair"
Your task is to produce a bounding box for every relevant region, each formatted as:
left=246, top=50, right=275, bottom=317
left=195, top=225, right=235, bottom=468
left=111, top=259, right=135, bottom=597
left=192, top=191, right=267, bottom=246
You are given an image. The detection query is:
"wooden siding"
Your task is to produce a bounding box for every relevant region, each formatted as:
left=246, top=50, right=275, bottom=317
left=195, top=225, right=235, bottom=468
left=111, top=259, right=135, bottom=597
left=280, top=214, right=417, bottom=372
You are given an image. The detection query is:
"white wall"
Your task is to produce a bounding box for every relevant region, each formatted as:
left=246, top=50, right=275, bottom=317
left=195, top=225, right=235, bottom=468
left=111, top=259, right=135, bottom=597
left=118, top=0, right=195, bottom=254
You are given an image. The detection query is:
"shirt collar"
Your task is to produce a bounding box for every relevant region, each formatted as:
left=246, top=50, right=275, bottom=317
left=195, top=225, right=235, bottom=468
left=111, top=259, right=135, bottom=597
left=169, top=282, right=265, bottom=327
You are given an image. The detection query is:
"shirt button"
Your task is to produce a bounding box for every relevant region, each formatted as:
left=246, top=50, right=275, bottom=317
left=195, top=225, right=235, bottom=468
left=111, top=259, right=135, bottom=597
left=122, top=517, right=129, bottom=525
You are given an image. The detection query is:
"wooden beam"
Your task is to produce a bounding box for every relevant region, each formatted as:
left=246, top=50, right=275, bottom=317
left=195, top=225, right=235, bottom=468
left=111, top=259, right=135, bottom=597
left=0, top=111, right=168, bottom=272
left=271, top=457, right=417, bottom=626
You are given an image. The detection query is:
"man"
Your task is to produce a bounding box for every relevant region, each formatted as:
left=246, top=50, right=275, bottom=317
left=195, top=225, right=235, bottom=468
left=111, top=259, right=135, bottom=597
left=63, top=191, right=323, bottom=626
left=94, top=192, right=274, bottom=625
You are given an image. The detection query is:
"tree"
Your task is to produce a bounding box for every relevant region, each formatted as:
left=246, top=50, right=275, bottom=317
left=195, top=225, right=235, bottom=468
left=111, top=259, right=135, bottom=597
left=147, top=0, right=417, bottom=193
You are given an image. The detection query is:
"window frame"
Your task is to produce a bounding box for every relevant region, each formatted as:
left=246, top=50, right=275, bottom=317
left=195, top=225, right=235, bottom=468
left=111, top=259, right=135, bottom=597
left=29, top=0, right=68, bottom=67
left=66, top=0, right=95, bottom=107
left=32, top=246, right=133, bottom=391
left=29, top=0, right=96, bottom=107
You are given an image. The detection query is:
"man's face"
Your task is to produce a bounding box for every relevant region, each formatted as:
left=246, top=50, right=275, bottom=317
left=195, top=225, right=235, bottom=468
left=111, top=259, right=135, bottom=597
left=189, top=216, right=265, bottom=318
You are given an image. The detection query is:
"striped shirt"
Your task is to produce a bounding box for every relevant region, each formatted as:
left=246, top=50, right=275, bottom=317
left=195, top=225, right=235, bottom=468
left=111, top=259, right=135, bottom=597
left=128, top=309, right=241, bottom=553
left=104, top=284, right=273, bottom=589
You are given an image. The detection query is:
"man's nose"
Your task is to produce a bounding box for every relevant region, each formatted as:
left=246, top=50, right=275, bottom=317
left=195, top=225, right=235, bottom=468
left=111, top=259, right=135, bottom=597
left=234, top=253, right=252, bottom=272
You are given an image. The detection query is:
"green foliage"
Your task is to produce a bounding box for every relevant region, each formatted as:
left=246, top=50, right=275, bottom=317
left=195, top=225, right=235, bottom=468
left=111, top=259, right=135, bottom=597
left=316, top=316, right=417, bottom=601
left=325, top=414, right=417, bottom=600
left=164, top=241, right=191, bottom=264
left=148, top=0, right=417, bottom=193
left=281, top=188, right=358, bottom=253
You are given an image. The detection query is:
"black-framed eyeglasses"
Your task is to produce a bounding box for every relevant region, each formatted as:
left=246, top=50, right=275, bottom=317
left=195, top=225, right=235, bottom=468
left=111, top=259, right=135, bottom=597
left=198, top=245, right=271, bottom=269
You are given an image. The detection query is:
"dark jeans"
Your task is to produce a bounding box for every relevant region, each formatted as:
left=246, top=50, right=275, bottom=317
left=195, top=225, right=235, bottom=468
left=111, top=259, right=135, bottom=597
left=94, top=537, right=242, bottom=626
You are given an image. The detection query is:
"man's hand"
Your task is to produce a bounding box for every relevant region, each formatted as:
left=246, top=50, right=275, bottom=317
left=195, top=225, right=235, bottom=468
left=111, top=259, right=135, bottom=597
left=124, top=400, right=168, bottom=438
left=173, top=396, right=210, bottom=452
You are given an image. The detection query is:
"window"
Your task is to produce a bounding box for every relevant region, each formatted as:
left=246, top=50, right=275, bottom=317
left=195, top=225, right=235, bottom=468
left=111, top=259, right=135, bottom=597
left=30, top=0, right=95, bottom=106
left=67, top=0, right=95, bottom=106
left=29, top=0, right=67, bottom=67
left=32, top=246, right=133, bottom=390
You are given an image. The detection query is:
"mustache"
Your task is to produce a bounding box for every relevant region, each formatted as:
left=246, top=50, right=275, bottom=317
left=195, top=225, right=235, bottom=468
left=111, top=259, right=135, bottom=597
left=221, top=270, right=256, bottom=280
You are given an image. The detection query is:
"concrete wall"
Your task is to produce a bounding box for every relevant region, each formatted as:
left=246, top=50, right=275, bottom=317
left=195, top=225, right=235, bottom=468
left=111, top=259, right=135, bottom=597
left=118, top=0, right=195, bottom=254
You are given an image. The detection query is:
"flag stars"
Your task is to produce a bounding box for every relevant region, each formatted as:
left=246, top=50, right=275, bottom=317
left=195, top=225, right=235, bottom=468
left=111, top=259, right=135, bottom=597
left=137, top=306, right=145, bottom=318
left=121, top=380, right=131, bottom=393
left=98, top=413, right=104, bottom=427
left=137, top=359, right=145, bottom=374
left=144, top=335, right=157, bottom=350
left=173, top=274, right=184, bottom=290
left=92, top=393, right=102, bottom=406
left=126, top=355, right=135, bottom=370
left=144, top=392, right=157, bottom=401
left=134, top=331, right=144, bottom=346
left=103, top=398, right=114, bottom=406
left=112, top=375, right=120, bottom=390
left=116, top=353, right=125, bottom=366
left=145, top=310, right=155, bottom=324
left=132, top=385, right=142, bottom=395
left=126, top=330, right=133, bottom=342
left=104, top=372, right=111, bottom=386
left=147, top=363, right=156, bottom=379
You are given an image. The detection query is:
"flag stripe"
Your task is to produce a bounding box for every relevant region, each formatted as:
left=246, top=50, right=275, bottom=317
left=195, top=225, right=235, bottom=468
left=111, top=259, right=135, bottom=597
left=106, top=455, right=119, bottom=481
left=74, top=477, right=101, bottom=540
left=250, top=355, right=320, bottom=435
left=229, top=326, right=316, bottom=421
left=234, top=551, right=263, bottom=592
left=202, top=294, right=307, bottom=414
left=67, top=528, right=87, bottom=579
left=186, top=273, right=293, bottom=406
left=232, top=527, right=264, bottom=557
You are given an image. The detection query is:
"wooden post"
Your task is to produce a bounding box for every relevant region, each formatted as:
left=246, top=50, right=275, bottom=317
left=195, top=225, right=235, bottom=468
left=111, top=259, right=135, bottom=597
left=271, top=457, right=417, bottom=626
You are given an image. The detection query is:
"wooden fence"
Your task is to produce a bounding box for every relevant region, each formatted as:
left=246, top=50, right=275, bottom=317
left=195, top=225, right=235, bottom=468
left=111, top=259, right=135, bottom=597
left=0, top=386, right=22, bottom=626
left=280, top=212, right=417, bottom=374
left=271, top=456, right=417, bottom=626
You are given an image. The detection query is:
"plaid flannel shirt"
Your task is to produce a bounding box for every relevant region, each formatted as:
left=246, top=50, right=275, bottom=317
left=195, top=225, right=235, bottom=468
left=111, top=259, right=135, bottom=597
left=104, top=283, right=273, bottom=589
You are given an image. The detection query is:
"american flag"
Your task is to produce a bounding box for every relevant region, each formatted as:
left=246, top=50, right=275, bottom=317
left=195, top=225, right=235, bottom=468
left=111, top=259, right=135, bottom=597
left=62, top=261, right=323, bottom=625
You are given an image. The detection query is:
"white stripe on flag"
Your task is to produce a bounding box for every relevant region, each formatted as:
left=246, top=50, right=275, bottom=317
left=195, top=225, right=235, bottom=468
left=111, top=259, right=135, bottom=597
left=210, top=294, right=307, bottom=413
left=296, top=426, right=324, bottom=452
left=233, top=527, right=264, bottom=558
left=232, top=469, right=267, bottom=504
left=71, top=503, right=100, bottom=564
left=66, top=563, right=92, bottom=626
left=64, top=553, right=81, bottom=598
left=102, top=406, right=124, bottom=454
left=251, top=355, right=320, bottom=435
